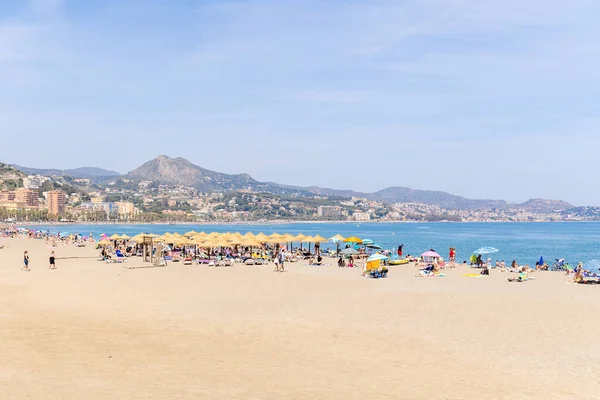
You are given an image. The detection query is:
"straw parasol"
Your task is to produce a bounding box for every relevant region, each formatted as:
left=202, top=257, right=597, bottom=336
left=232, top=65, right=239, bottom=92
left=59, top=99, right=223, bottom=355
left=98, top=239, right=112, bottom=246
left=184, top=230, right=198, bottom=237
left=109, top=234, right=121, bottom=240
left=281, top=233, right=295, bottom=242
left=120, top=234, right=131, bottom=240
left=293, top=233, right=307, bottom=241
left=330, top=234, right=345, bottom=242
left=312, top=235, right=328, bottom=243
left=255, top=232, right=269, bottom=242
left=240, top=237, right=262, bottom=247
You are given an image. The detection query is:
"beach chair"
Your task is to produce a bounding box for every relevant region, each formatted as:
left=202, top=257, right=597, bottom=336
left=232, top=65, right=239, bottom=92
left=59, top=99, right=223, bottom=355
left=183, top=257, right=193, bottom=265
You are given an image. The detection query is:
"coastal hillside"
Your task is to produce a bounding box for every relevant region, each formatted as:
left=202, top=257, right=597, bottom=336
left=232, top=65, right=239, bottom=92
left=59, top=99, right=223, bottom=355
left=8, top=156, right=575, bottom=212
left=124, top=155, right=315, bottom=196
left=12, top=165, right=121, bottom=179
left=305, top=185, right=509, bottom=210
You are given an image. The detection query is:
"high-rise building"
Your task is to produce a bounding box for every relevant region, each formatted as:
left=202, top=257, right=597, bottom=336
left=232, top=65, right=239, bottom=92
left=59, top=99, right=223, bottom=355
left=47, top=190, right=67, bottom=215
left=116, top=201, right=135, bottom=215
left=14, top=188, right=39, bottom=207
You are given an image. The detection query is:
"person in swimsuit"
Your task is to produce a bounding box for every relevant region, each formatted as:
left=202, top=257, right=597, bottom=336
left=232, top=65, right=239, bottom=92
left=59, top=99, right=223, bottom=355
left=22, top=251, right=30, bottom=271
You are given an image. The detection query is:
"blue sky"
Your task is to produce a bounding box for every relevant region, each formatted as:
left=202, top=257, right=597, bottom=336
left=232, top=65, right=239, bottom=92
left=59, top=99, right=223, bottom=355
left=1, top=0, right=599, bottom=205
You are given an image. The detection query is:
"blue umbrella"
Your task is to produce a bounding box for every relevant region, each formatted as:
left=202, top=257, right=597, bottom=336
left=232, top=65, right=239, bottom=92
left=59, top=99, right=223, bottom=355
left=539, top=256, right=544, bottom=266
left=367, top=253, right=389, bottom=262
left=473, top=247, right=499, bottom=255
left=362, top=239, right=374, bottom=245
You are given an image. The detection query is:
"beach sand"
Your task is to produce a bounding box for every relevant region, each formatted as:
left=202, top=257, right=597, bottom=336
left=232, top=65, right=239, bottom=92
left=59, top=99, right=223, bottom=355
left=1, top=237, right=599, bottom=399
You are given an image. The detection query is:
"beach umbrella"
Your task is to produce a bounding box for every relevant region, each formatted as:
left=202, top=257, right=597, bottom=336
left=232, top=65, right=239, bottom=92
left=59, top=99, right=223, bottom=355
left=473, top=247, right=499, bottom=255
left=367, top=253, right=389, bottom=262
left=184, top=230, right=198, bottom=237
left=344, top=236, right=362, bottom=244
left=365, top=243, right=382, bottom=250
left=120, top=234, right=131, bottom=240
left=255, top=232, right=269, bottom=242
left=109, top=234, right=121, bottom=240
left=539, top=256, right=544, bottom=266
left=312, top=235, right=328, bottom=243
left=340, top=248, right=359, bottom=255
left=362, top=239, right=374, bottom=245
left=330, top=234, right=345, bottom=242
left=582, top=260, right=600, bottom=274
left=421, top=251, right=441, bottom=258
left=98, top=239, right=112, bottom=246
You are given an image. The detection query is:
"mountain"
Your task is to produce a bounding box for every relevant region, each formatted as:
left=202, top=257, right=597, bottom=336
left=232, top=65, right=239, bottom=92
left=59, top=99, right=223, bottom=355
left=512, top=198, right=574, bottom=213
left=124, top=155, right=574, bottom=211
left=12, top=165, right=121, bottom=179
left=124, top=155, right=313, bottom=196
left=304, top=186, right=508, bottom=210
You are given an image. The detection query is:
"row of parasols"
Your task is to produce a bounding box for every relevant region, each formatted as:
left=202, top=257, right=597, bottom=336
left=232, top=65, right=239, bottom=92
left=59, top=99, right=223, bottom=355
left=96, top=231, right=367, bottom=248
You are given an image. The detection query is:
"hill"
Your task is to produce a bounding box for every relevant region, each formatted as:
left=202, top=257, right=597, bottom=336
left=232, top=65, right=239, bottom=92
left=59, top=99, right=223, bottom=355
left=304, top=186, right=508, bottom=210
left=513, top=198, right=574, bottom=213
left=124, top=155, right=314, bottom=196
left=12, top=165, right=121, bottom=179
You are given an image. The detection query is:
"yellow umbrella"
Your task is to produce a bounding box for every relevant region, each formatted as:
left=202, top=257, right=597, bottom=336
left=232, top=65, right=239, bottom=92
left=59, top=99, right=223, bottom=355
left=312, top=235, right=328, bottom=243
left=240, top=237, right=262, bottom=247
left=281, top=233, right=295, bottom=242
left=269, top=232, right=282, bottom=239
left=131, top=234, right=145, bottom=243
left=255, top=232, right=269, bottom=242
left=184, top=230, right=198, bottom=237
left=294, top=233, right=307, bottom=242
left=344, top=236, right=362, bottom=244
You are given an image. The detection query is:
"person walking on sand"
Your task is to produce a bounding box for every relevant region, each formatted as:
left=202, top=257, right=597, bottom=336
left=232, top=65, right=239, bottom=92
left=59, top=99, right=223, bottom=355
left=273, top=250, right=280, bottom=272
left=278, top=249, right=286, bottom=272
left=22, top=250, right=30, bottom=271
left=49, top=250, right=56, bottom=269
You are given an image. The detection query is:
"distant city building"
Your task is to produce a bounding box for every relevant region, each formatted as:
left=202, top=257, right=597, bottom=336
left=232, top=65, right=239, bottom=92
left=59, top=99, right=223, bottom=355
left=91, top=196, right=104, bottom=203
left=14, top=188, right=39, bottom=207
left=116, top=201, right=135, bottom=215
left=0, top=189, right=39, bottom=210
left=318, top=205, right=342, bottom=217
left=352, top=212, right=371, bottom=221
left=23, top=175, right=49, bottom=190
left=0, top=190, right=16, bottom=202
left=47, top=190, right=67, bottom=215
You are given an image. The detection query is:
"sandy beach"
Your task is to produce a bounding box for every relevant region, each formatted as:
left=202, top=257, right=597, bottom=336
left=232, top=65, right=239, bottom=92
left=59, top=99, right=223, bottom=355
left=1, top=237, right=599, bottom=399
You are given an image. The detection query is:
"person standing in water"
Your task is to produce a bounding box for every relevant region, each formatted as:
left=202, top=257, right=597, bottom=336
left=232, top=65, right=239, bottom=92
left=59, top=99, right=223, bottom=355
left=397, top=244, right=404, bottom=258
left=49, top=250, right=56, bottom=269
left=22, top=251, right=30, bottom=271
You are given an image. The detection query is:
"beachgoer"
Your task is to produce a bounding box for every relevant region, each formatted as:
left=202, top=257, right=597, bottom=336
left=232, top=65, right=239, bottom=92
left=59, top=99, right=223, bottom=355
left=338, top=257, right=345, bottom=267
left=49, top=251, right=56, bottom=269
left=449, top=247, right=456, bottom=264
left=22, top=251, right=30, bottom=271
left=476, top=254, right=483, bottom=268
left=397, top=244, right=403, bottom=258
left=278, top=250, right=286, bottom=272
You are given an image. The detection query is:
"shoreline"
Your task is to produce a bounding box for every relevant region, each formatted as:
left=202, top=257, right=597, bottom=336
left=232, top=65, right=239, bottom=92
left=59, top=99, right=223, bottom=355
left=6, top=220, right=598, bottom=226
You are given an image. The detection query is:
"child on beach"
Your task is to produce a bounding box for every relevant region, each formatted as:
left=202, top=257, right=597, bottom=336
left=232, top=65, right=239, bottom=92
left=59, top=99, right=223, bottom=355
left=49, top=250, right=56, bottom=269
left=22, top=251, right=30, bottom=271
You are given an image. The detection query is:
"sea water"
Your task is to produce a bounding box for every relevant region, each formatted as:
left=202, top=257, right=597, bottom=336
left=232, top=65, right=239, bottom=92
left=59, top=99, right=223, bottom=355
left=26, top=222, right=600, bottom=265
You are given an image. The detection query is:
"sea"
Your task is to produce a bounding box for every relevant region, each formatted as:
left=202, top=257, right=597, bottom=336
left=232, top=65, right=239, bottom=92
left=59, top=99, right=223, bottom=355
left=23, top=222, right=600, bottom=265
